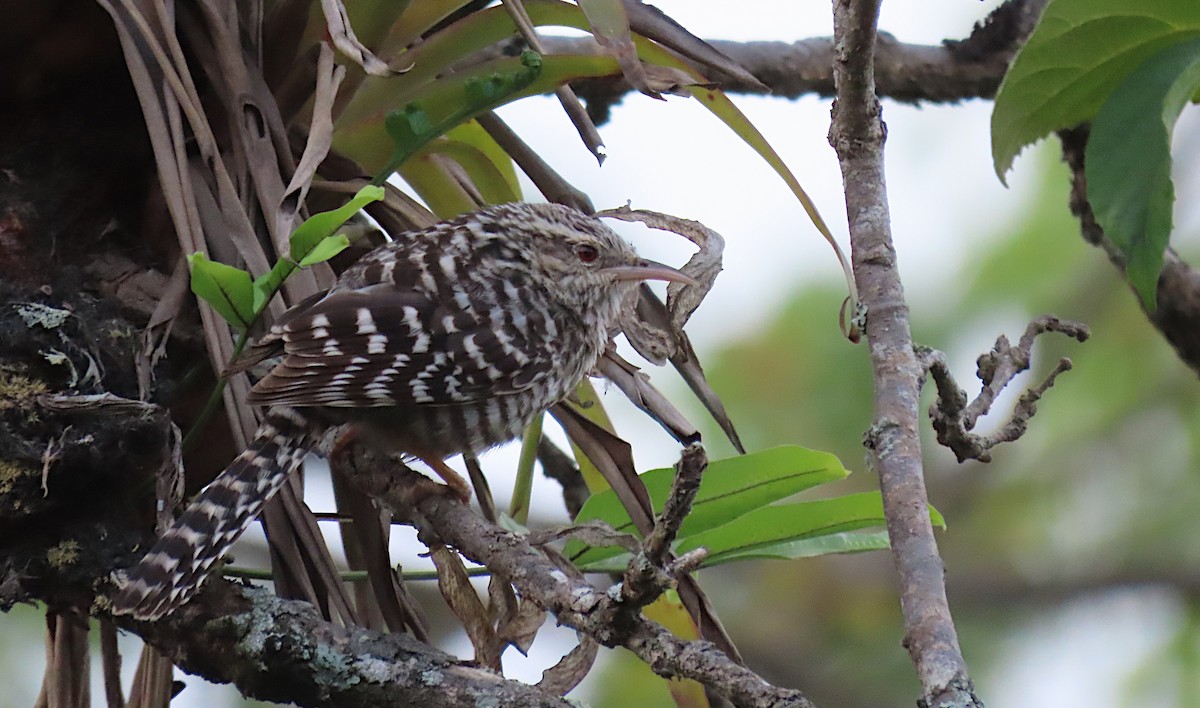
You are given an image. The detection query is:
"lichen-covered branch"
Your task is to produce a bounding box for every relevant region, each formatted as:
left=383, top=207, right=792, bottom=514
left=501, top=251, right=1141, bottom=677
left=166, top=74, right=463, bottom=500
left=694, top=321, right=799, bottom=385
left=924, top=316, right=1090, bottom=462
left=125, top=582, right=574, bottom=708
left=333, top=441, right=814, bottom=708
left=0, top=276, right=573, bottom=708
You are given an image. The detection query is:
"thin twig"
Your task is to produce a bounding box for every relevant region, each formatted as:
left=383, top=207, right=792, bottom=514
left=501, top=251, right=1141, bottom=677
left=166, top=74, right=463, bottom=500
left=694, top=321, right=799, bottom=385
left=476, top=112, right=595, bottom=213
left=618, top=442, right=708, bottom=609
left=466, top=0, right=1050, bottom=124
left=925, top=316, right=1090, bottom=462
left=501, top=0, right=607, bottom=163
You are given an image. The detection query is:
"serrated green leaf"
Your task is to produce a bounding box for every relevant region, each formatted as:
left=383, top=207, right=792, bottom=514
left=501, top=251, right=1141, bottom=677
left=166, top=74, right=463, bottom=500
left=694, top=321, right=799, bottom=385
left=1086, top=37, right=1200, bottom=308
left=992, top=0, right=1200, bottom=182
left=567, top=445, right=852, bottom=566
left=288, top=185, right=384, bottom=263
left=187, top=252, right=255, bottom=329
left=297, top=234, right=351, bottom=267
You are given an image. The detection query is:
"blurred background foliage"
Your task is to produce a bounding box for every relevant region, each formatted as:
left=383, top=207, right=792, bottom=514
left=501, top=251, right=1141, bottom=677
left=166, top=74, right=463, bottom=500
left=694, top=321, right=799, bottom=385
left=589, top=146, right=1200, bottom=706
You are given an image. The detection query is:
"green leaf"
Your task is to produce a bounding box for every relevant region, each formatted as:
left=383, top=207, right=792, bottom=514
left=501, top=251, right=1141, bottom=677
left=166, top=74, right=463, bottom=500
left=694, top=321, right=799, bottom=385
left=374, top=51, right=543, bottom=180
left=248, top=186, right=383, bottom=314
left=1085, top=36, right=1200, bottom=308
left=708, top=530, right=892, bottom=564
left=992, top=0, right=1200, bottom=182
left=339, top=50, right=620, bottom=174
left=567, top=445, right=852, bottom=566
left=423, top=138, right=521, bottom=205
left=397, top=151, right=483, bottom=218
left=675, top=492, right=887, bottom=563
left=187, top=252, right=255, bottom=329
left=288, top=185, right=384, bottom=263
left=297, top=234, right=351, bottom=267
left=446, top=121, right=521, bottom=199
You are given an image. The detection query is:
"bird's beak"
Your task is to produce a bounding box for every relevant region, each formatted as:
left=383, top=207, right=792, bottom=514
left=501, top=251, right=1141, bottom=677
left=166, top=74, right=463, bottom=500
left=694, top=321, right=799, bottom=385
left=603, top=259, right=698, bottom=287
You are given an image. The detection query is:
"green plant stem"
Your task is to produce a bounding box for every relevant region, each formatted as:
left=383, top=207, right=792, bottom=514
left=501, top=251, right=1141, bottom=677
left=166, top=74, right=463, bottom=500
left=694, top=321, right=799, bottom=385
left=508, top=413, right=543, bottom=524
left=181, top=327, right=252, bottom=450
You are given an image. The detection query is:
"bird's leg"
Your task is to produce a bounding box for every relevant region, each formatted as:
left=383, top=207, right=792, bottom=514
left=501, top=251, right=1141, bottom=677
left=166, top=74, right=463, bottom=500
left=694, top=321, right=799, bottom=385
left=336, top=429, right=470, bottom=502
left=408, top=449, right=472, bottom=502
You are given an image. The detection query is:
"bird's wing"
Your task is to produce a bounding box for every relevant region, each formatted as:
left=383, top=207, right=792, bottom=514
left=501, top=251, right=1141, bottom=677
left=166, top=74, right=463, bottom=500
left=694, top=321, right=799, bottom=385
left=246, top=285, right=559, bottom=408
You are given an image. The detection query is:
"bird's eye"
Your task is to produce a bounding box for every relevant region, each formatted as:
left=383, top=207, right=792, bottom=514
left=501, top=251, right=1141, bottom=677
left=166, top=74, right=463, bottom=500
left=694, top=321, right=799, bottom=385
left=575, top=244, right=599, bottom=264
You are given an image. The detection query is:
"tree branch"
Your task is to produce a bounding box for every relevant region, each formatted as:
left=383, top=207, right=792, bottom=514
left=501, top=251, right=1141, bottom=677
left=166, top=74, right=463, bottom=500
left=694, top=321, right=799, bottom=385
left=0, top=392, right=575, bottom=707
left=506, top=0, right=1050, bottom=122
left=829, top=0, right=979, bottom=705
left=125, top=582, right=574, bottom=708
left=924, top=316, right=1090, bottom=463
left=333, top=441, right=814, bottom=708
left=1059, top=127, right=1200, bottom=376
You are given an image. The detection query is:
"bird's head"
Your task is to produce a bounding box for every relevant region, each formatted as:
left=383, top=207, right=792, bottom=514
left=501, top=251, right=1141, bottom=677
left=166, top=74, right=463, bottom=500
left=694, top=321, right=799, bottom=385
left=489, top=203, right=693, bottom=315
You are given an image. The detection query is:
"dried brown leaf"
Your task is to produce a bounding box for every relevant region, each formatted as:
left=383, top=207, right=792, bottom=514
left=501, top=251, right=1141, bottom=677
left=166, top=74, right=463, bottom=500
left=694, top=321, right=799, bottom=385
left=41, top=611, right=90, bottom=708
left=669, top=330, right=745, bottom=454
left=136, top=257, right=189, bottom=399
left=537, top=437, right=590, bottom=518
left=496, top=596, right=546, bottom=655
left=599, top=205, right=723, bottom=330
left=431, top=544, right=502, bottom=670
left=98, top=620, right=124, bottom=708
left=259, top=494, right=322, bottom=604
left=624, top=0, right=768, bottom=91
left=276, top=476, right=361, bottom=625
left=548, top=403, right=654, bottom=536
left=502, top=0, right=606, bottom=163
left=331, top=472, right=430, bottom=638
left=526, top=520, right=642, bottom=554
left=537, top=634, right=599, bottom=696
left=319, top=0, right=395, bottom=77
left=280, top=42, right=346, bottom=228
left=488, top=575, right=520, bottom=630
left=623, top=272, right=745, bottom=452
left=127, top=645, right=174, bottom=708
left=640, top=63, right=709, bottom=96
left=597, top=352, right=700, bottom=443
left=579, top=0, right=660, bottom=99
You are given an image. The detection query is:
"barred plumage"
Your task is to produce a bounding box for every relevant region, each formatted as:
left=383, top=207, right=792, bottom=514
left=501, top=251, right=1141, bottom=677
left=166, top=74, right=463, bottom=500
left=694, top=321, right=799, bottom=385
left=113, top=202, right=693, bottom=620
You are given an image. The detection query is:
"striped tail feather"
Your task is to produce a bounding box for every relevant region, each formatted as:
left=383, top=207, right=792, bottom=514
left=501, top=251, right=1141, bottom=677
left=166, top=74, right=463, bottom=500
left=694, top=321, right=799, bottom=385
left=113, top=406, right=320, bottom=620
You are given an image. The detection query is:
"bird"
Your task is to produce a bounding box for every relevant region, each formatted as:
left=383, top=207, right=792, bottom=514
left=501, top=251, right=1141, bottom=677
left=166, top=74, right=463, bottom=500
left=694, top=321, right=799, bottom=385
left=112, top=201, right=694, bottom=620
